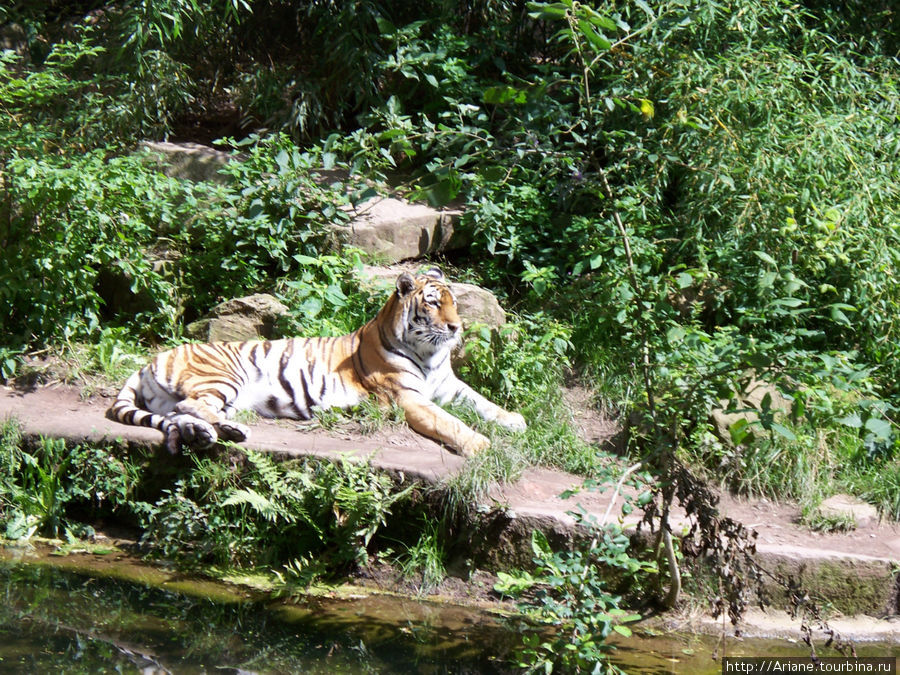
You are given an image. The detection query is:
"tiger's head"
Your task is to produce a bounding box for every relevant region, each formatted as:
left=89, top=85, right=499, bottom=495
left=394, top=268, right=462, bottom=355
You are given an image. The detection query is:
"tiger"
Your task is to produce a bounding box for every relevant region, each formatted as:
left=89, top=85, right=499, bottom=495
left=106, top=268, right=526, bottom=457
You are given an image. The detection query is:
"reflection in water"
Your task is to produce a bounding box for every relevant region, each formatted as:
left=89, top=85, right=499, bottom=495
left=0, top=555, right=894, bottom=674
left=0, top=559, right=517, bottom=673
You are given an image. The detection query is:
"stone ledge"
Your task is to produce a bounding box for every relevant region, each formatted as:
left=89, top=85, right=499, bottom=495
left=334, top=197, right=465, bottom=262
left=2, top=384, right=898, bottom=621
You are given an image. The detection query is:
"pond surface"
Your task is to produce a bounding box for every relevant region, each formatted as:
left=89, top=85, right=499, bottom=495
left=0, top=546, right=893, bottom=674
left=0, top=553, right=520, bottom=673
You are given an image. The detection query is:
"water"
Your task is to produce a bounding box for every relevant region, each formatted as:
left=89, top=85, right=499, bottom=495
left=0, top=547, right=894, bottom=674
left=0, top=550, right=518, bottom=674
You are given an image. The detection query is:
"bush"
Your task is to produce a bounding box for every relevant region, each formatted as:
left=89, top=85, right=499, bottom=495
left=1, top=150, right=182, bottom=343
left=0, top=420, right=141, bottom=540
left=137, top=449, right=413, bottom=574
left=0, top=130, right=365, bottom=345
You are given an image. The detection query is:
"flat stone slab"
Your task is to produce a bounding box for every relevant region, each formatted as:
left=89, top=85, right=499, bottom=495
left=689, top=608, right=900, bottom=643
left=140, top=141, right=233, bottom=183
left=0, top=384, right=463, bottom=484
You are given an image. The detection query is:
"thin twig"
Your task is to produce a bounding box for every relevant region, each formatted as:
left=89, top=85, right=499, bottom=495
left=599, top=460, right=643, bottom=527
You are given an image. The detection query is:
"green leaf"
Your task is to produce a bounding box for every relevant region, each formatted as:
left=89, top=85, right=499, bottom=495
left=222, top=488, right=278, bottom=520
left=830, top=306, right=852, bottom=326
left=583, top=7, right=617, bottom=32
left=634, top=0, right=654, bottom=17
left=577, top=19, right=612, bottom=51
left=292, top=254, right=319, bottom=265
left=422, top=179, right=459, bottom=207
left=769, top=422, right=797, bottom=441
left=531, top=529, right=552, bottom=560
left=375, top=17, right=396, bottom=34
left=612, top=624, right=633, bottom=637
left=753, top=250, right=777, bottom=265
left=666, top=325, right=686, bottom=343
left=773, top=297, right=804, bottom=308
left=836, top=413, right=862, bottom=428
left=864, top=417, right=892, bottom=441
left=483, top=85, right=527, bottom=105
left=349, top=186, right=379, bottom=208
left=728, top=418, right=752, bottom=445
left=759, top=271, right=777, bottom=289
left=527, top=2, right=569, bottom=20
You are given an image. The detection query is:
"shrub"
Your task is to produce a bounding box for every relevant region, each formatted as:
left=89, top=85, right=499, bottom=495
left=137, top=448, right=413, bottom=574
left=0, top=420, right=141, bottom=540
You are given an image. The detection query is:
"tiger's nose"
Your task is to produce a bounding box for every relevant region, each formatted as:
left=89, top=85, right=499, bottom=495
left=448, top=323, right=460, bottom=334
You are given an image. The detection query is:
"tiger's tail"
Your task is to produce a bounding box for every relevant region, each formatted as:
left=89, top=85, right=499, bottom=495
left=106, top=370, right=180, bottom=452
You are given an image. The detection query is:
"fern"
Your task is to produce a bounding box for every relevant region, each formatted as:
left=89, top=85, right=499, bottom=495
left=221, top=488, right=283, bottom=523
left=140, top=445, right=415, bottom=574
left=242, top=448, right=282, bottom=489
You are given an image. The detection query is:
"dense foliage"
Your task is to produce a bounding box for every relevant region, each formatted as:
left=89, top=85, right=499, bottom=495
left=1, top=1, right=898, bottom=668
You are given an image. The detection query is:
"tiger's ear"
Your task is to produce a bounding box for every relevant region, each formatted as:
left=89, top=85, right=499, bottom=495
left=396, top=272, right=416, bottom=297
left=423, top=267, right=444, bottom=281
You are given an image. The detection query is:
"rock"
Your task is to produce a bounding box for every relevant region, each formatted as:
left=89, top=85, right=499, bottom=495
left=355, top=265, right=505, bottom=329
left=0, top=23, right=27, bottom=54
left=187, top=294, right=289, bottom=342
left=711, top=378, right=793, bottom=447
left=817, top=494, right=879, bottom=529
left=452, top=282, right=507, bottom=329
left=140, top=141, right=233, bottom=183
left=136, top=142, right=468, bottom=262
left=336, top=197, right=465, bottom=263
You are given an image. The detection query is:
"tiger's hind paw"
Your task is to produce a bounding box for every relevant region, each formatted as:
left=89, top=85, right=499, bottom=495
left=171, top=414, right=217, bottom=449
left=216, top=421, right=250, bottom=443
left=165, top=427, right=182, bottom=455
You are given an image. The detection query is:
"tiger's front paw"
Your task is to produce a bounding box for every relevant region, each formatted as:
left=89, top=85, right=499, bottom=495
left=459, top=432, right=490, bottom=458
left=497, top=411, right=527, bottom=432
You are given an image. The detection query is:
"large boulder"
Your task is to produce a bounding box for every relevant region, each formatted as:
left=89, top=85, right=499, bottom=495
left=711, top=378, right=793, bottom=446
left=137, top=141, right=469, bottom=263
left=335, top=197, right=465, bottom=263
left=355, top=265, right=505, bottom=329
left=452, top=282, right=507, bottom=329
left=186, top=294, right=289, bottom=342
left=140, top=141, right=232, bottom=183
left=815, top=494, right=879, bottom=529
